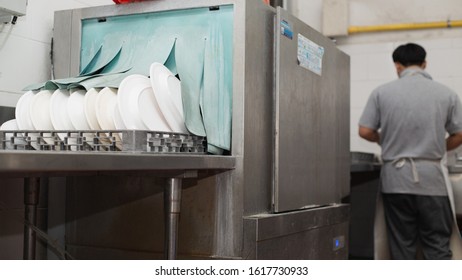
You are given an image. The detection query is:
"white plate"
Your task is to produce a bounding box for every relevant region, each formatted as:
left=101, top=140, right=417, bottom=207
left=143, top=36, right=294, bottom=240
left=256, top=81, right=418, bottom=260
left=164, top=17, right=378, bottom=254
left=15, top=91, right=40, bottom=149
left=50, top=89, right=77, bottom=149
left=113, top=103, right=126, bottom=130
left=96, top=87, right=118, bottom=131
left=15, top=91, right=36, bottom=130
left=138, top=86, right=172, bottom=132
left=0, top=119, right=26, bottom=149
left=30, top=90, right=54, bottom=130
left=68, top=90, right=91, bottom=130
left=96, top=87, right=122, bottom=149
left=50, top=89, right=74, bottom=131
left=30, top=90, right=55, bottom=145
left=112, top=104, right=125, bottom=149
left=117, top=74, right=150, bottom=130
left=149, top=62, right=188, bottom=133
left=84, top=88, right=102, bottom=130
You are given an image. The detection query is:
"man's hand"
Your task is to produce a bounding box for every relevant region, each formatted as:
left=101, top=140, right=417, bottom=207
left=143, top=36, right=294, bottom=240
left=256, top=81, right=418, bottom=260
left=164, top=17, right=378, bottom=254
left=359, top=126, right=380, bottom=144
left=446, top=132, right=462, bottom=151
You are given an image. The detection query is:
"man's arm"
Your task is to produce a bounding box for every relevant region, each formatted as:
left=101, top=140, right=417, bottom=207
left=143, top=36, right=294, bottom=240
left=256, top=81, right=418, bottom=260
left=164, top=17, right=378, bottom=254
left=446, top=132, right=462, bottom=151
left=359, top=126, right=380, bottom=144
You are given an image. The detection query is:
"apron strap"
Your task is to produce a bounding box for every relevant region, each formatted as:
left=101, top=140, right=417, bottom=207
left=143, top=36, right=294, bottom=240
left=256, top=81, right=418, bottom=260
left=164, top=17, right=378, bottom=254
left=392, top=158, right=419, bottom=183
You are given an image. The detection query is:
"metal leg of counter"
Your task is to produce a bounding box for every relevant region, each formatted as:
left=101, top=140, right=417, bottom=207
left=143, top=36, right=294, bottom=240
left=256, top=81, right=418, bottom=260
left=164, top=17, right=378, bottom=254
left=164, top=177, right=182, bottom=260
left=23, top=177, right=40, bottom=260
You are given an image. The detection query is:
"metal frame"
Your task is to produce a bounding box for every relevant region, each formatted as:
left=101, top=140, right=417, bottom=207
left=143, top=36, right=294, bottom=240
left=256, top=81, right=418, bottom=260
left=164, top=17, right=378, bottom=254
left=54, top=0, right=250, bottom=259
left=0, top=151, right=235, bottom=259
left=15, top=0, right=351, bottom=260
left=273, top=7, right=350, bottom=212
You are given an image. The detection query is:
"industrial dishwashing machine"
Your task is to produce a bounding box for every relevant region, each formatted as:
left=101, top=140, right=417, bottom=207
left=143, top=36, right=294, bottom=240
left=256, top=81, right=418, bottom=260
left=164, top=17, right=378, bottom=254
left=34, top=0, right=350, bottom=259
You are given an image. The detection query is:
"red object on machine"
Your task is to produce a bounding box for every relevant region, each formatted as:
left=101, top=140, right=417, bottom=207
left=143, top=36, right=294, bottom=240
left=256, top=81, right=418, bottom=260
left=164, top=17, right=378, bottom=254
left=113, top=0, right=150, bottom=4
left=115, top=0, right=270, bottom=4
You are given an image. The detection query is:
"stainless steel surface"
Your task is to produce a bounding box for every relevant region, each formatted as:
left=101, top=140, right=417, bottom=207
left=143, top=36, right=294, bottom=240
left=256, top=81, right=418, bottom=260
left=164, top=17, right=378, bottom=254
left=23, top=177, right=40, bottom=260
left=0, top=151, right=234, bottom=175
left=46, top=0, right=350, bottom=260
left=164, top=178, right=182, bottom=260
left=351, top=151, right=377, bottom=162
left=350, top=151, right=381, bottom=172
left=450, top=166, right=462, bottom=173
left=273, top=7, right=350, bottom=212
left=0, top=106, right=15, bottom=124
left=349, top=171, right=380, bottom=259
left=241, top=1, right=274, bottom=216
left=0, top=130, right=206, bottom=153
left=53, top=10, right=73, bottom=79
left=350, top=163, right=381, bottom=172
left=243, top=204, right=349, bottom=259
left=55, top=0, right=245, bottom=259
left=269, top=0, right=283, bottom=8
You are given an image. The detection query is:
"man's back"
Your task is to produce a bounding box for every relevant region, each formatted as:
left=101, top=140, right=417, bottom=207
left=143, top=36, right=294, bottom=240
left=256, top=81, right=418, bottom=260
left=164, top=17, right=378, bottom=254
left=358, top=43, right=462, bottom=259
left=361, top=67, right=460, bottom=161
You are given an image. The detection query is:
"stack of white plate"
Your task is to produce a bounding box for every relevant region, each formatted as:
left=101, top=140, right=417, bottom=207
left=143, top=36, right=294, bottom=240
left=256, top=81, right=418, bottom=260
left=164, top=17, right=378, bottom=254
left=117, top=63, right=187, bottom=133
left=1, top=62, right=188, bottom=150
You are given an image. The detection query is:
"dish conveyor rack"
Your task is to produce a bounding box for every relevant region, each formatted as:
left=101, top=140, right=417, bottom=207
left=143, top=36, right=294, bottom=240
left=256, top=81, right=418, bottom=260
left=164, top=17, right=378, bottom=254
left=0, top=130, right=234, bottom=260
left=0, top=130, right=207, bottom=153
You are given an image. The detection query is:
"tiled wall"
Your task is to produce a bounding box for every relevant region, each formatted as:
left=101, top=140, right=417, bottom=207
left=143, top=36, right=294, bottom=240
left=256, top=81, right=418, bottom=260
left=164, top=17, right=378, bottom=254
left=339, top=38, right=462, bottom=155
left=0, top=0, right=113, bottom=107
left=288, top=0, right=462, bottom=156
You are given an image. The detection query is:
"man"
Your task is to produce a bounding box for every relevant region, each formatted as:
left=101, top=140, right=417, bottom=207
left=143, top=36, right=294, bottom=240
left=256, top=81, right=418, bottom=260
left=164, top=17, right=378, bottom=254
left=359, top=43, right=462, bottom=259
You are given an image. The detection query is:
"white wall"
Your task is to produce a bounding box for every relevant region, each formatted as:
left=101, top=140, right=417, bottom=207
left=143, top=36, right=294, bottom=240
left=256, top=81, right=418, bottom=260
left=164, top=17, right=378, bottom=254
left=288, top=0, right=462, bottom=155
left=0, top=0, right=113, bottom=107
left=2, top=0, right=462, bottom=153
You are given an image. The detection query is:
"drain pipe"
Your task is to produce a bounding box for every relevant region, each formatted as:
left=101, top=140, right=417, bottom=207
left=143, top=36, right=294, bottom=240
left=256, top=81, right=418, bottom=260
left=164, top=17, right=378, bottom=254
left=348, top=19, right=462, bottom=34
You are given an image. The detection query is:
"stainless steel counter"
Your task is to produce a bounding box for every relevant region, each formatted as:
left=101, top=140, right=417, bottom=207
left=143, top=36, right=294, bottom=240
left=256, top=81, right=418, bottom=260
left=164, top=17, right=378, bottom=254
left=0, top=150, right=235, bottom=176
left=0, top=150, right=235, bottom=260
left=449, top=165, right=462, bottom=174
left=350, top=163, right=381, bottom=173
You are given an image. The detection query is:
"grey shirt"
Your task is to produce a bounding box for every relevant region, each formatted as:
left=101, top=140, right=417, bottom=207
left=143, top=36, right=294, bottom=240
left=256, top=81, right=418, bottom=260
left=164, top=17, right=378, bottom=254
left=359, top=67, right=462, bottom=195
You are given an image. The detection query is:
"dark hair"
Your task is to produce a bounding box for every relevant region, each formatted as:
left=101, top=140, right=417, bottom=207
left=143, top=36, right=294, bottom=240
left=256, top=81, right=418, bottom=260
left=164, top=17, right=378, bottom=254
left=392, top=43, right=426, bottom=67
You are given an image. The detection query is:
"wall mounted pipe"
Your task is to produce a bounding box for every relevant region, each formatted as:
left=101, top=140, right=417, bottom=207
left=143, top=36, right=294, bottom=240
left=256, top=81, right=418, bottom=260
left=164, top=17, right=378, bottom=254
left=348, top=19, right=462, bottom=34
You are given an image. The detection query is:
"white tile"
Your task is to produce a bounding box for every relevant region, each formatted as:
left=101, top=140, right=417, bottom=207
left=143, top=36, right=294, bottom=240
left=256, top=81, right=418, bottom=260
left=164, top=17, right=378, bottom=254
left=418, top=38, right=453, bottom=50
left=453, top=79, right=462, bottom=100
left=0, top=92, right=21, bottom=107
left=76, top=0, right=114, bottom=6
left=453, top=38, right=462, bottom=48
left=288, top=0, right=323, bottom=32
left=350, top=135, right=382, bottom=155
left=366, top=52, right=396, bottom=81
left=350, top=107, right=363, bottom=127
left=337, top=42, right=394, bottom=55
left=351, top=81, right=379, bottom=108
left=0, top=0, right=88, bottom=44
left=350, top=54, right=368, bottom=81
left=350, top=107, right=382, bottom=154
left=425, top=49, right=456, bottom=78
left=392, top=39, right=453, bottom=53
left=0, top=35, right=50, bottom=94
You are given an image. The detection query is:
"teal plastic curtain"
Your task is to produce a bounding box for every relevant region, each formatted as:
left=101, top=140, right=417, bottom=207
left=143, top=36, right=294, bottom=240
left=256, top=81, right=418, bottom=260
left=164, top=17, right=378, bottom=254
left=23, top=6, right=234, bottom=154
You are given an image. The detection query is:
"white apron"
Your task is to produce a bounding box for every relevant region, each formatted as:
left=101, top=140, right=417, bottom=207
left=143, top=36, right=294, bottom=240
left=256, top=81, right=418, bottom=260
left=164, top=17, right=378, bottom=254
left=374, top=155, right=462, bottom=259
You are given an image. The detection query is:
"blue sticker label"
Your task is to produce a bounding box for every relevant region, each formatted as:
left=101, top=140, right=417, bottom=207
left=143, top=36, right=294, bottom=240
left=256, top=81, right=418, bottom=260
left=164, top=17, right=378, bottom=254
left=280, top=19, right=293, bottom=40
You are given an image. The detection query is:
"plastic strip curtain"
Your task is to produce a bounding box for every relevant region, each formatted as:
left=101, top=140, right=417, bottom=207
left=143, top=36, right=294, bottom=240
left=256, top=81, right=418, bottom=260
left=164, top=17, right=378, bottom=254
left=23, top=6, right=233, bottom=154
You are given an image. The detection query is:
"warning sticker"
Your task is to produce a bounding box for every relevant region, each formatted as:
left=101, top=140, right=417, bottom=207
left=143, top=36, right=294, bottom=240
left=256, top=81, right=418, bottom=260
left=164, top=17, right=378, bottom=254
left=297, top=34, right=324, bottom=75
left=280, top=19, right=293, bottom=40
